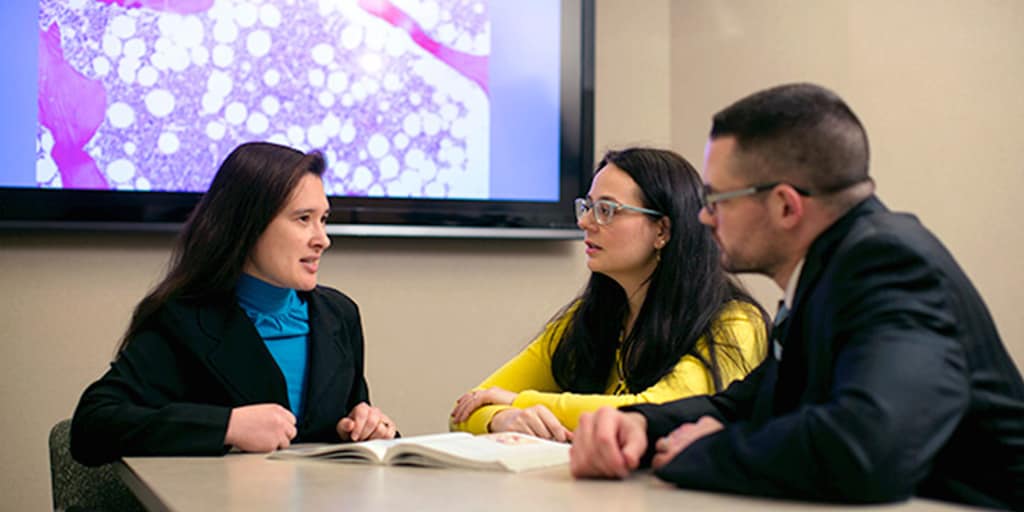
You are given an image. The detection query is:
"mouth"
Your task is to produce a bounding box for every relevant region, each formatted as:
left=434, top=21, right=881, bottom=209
left=300, top=256, right=320, bottom=273
left=584, top=240, right=602, bottom=255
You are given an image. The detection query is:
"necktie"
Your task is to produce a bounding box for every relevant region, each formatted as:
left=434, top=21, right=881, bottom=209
left=772, top=300, right=790, bottom=360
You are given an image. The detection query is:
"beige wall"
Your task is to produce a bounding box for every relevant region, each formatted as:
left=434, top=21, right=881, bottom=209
left=3, top=1, right=1021, bottom=510
left=668, top=0, right=1024, bottom=366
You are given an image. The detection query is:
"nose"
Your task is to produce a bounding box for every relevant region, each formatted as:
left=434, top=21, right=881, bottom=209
left=313, top=222, right=331, bottom=251
left=698, top=205, right=715, bottom=228
left=577, top=209, right=597, bottom=231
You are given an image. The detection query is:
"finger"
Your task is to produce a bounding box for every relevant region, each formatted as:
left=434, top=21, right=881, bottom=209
left=654, top=437, right=667, bottom=453
left=452, top=397, right=476, bottom=423
left=668, top=422, right=693, bottom=440
left=570, top=414, right=595, bottom=478
left=651, top=436, right=672, bottom=469
left=358, top=408, right=382, bottom=441
left=348, top=403, right=371, bottom=441
left=521, top=409, right=554, bottom=439
left=452, top=393, right=481, bottom=422
left=382, top=417, right=397, bottom=439
left=363, top=413, right=395, bottom=440
left=451, top=394, right=471, bottom=419
left=593, top=408, right=628, bottom=478
left=535, top=406, right=570, bottom=443
left=285, top=422, right=297, bottom=440
left=620, top=416, right=648, bottom=470
left=338, top=417, right=354, bottom=433
left=575, top=412, right=593, bottom=445
left=281, top=407, right=297, bottom=425
left=368, top=419, right=389, bottom=440
left=652, top=438, right=682, bottom=469
left=573, top=412, right=600, bottom=475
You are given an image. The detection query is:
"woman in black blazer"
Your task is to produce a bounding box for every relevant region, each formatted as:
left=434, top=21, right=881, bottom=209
left=71, top=142, right=397, bottom=466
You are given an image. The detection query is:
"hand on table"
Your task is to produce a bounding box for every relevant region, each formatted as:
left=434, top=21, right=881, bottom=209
left=651, top=415, right=723, bottom=469
left=569, top=407, right=648, bottom=479
left=338, top=402, right=397, bottom=442
left=225, top=403, right=297, bottom=452
left=450, top=386, right=518, bottom=423
left=488, top=405, right=573, bottom=442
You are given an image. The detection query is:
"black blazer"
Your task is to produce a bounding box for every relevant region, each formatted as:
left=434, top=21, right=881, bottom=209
left=626, top=197, right=1024, bottom=509
left=71, top=286, right=371, bottom=467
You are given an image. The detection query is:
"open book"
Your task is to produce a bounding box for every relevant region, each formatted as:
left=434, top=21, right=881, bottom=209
left=268, top=432, right=570, bottom=473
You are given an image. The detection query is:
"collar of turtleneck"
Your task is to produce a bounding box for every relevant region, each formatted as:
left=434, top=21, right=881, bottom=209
left=235, top=273, right=309, bottom=339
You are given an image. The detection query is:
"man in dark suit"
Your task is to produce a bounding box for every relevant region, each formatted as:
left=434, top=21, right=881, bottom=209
left=569, top=83, right=1024, bottom=509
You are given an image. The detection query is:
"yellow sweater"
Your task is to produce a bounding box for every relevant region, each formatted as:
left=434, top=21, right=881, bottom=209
left=451, top=301, right=766, bottom=434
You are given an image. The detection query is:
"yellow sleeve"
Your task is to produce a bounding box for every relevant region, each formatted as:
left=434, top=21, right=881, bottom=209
left=511, top=301, right=767, bottom=430
left=450, top=313, right=569, bottom=434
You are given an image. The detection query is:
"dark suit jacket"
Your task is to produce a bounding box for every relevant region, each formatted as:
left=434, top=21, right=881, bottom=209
left=626, top=197, right=1024, bottom=509
left=71, top=286, right=371, bottom=467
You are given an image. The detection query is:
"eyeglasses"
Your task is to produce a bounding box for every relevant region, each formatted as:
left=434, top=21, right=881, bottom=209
left=700, top=182, right=812, bottom=214
left=574, top=197, right=664, bottom=226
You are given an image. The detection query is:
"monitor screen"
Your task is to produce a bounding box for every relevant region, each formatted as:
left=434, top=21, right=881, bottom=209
left=1, top=0, right=593, bottom=238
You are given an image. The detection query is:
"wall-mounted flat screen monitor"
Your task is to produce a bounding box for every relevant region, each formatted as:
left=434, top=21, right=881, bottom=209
left=0, top=0, right=593, bottom=239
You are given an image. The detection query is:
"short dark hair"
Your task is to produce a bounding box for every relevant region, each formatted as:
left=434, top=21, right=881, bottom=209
left=710, top=83, right=870, bottom=194
left=118, top=142, right=325, bottom=352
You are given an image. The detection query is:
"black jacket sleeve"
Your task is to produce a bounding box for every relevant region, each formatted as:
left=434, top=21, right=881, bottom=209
left=70, top=323, right=233, bottom=467
left=650, top=233, right=970, bottom=503
left=623, top=359, right=773, bottom=463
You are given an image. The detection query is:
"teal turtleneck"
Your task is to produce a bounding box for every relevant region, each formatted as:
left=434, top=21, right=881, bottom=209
left=235, top=273, right=310, bottom=418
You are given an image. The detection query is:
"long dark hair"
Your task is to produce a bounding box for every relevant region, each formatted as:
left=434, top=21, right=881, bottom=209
left=118, top=142, right=325, bottom=352
left=551, top=148, right=767, bottom=393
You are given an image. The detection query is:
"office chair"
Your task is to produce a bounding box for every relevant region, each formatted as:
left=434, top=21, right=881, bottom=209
left=49, top=418, right=144, bottom=512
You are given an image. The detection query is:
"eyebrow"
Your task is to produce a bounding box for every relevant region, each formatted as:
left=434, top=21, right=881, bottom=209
left=291, top=207, right=330, bottom=216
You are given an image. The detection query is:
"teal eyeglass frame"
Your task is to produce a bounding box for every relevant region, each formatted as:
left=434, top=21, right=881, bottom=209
left=574, top=197, right=664, bottom=225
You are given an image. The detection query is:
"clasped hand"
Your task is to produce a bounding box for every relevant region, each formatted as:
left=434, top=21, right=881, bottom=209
left=337, top=402, right=398, bottom=442
left=224, top=401, right=397, bottom=452
left=569, top=407, right=722, bottom=479
left=224, top=403, right=297, bottom=452
left=450, top=387, right=573, bottom=442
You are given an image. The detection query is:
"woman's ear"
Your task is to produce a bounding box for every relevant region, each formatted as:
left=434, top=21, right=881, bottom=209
left=656, top=217, right=671, bottom=247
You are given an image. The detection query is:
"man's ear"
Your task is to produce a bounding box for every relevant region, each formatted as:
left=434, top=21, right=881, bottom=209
left=774, top=184, right=805, bottom=229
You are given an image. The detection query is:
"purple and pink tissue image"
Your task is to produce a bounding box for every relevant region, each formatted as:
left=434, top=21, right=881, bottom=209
left=37, top=0, right=491, bottom=199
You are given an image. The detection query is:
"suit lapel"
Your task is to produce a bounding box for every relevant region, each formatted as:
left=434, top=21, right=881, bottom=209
left=301, top=290, right=349, bottom=423
left=201, top=299, right=290, bottom=406
left=772, top=196, right=887, bottom=413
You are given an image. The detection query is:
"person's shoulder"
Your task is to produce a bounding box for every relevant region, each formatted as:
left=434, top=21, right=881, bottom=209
left=309, top=285, right=359, bottom=317
left=841, top=207, right=950, bottom=271
left=715, top=300, right=763, bottom=325
left=844, top=202, right=941, bottom=253
left=129, top=295, right=231, bottom=350
left=150, top=295, right=211, bottom=327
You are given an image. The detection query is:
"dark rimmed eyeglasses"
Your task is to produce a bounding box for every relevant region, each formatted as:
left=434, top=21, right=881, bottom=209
left=574, top=197, right=664, bottom=226
left=700, top=182, right=812, bottom=214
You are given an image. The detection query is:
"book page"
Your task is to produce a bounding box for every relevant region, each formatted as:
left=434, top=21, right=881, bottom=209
left=386, top=432, right=570, bottom=472
left=269, top=432, right=472, bottom=463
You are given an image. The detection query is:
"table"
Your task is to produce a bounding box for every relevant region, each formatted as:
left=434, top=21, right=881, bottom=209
left=118, top=453, right=977, bottom=511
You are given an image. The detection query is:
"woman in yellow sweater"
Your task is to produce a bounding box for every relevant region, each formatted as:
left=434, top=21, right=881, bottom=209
left=450, top=147, right=768, bottom=441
